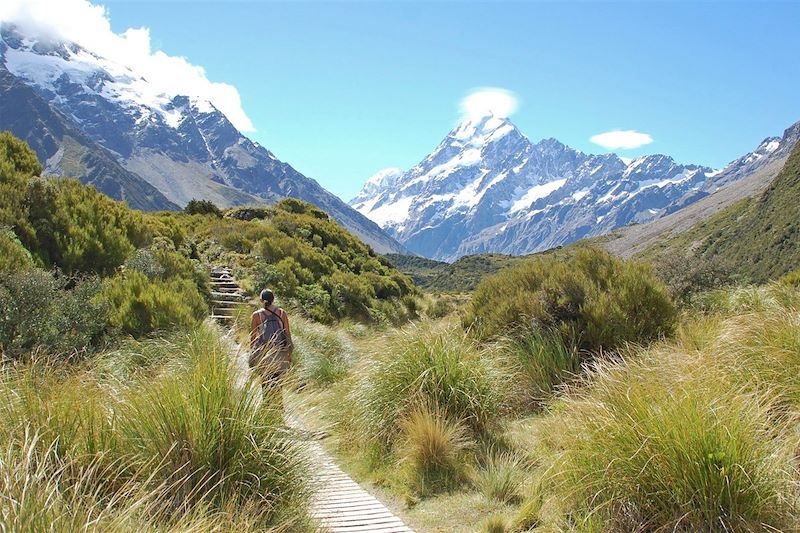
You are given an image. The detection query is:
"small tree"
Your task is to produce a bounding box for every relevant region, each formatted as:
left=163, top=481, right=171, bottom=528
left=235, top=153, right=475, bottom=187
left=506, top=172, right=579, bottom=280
left=184, top=199, right=223, bottom=217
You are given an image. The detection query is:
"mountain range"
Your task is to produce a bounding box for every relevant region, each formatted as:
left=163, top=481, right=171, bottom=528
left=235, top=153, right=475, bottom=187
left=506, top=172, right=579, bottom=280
left=0, top=24, right=405, bottom=255
left=351, top=113, right=798, bottom=261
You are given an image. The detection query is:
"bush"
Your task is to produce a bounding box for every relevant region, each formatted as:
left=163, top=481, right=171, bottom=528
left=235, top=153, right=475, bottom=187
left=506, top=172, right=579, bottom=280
left=208, top=198, right=416, bottom=325
left=464, top=248, right=676, bottom=353
left=25, top=178, right=148, bottom=275
left=348, top=324, right=508, bottom=449
left=102, top=271, right=207, bottom=337
left=0, top=268, right=107, bottom=358
left=0, top=132, right=41, bottom=242
left=0, top=228, right=34, bottom=272
left=125, top=239, right=210, bottom=302
left=184, top=199, right=222, bottom=217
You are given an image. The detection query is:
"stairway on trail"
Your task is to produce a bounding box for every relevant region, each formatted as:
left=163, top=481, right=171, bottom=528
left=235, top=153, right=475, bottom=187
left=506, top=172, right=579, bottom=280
left=209, top=266, right=246, bottom=323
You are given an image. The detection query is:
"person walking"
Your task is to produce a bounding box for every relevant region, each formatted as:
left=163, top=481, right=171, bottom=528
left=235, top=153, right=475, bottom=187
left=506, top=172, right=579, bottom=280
left=249, top=289, right=293, bottom=399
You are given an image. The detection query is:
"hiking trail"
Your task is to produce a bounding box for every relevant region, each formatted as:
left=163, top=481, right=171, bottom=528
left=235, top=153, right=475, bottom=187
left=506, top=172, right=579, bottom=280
left=211, top=266, right=416, bottom=533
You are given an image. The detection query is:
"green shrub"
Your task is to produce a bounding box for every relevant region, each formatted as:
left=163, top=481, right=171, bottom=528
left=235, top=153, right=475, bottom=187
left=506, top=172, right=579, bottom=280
left=208, top=198, right=416, bottom=325
left=25, top=178, right=148, bottom=275
left=0, top=228, right=34, bottom=272
left=0, top=268, right=107, bottom=358
left=464, top=248, right=676, bottom=353
left=349, top=325, right=507, bottom=448
left=0, top=132, right=41, bottom=243
left=295, top=283, right=335, bottom=323
left=184, top=199, right=222, bottom=217
left=102, top=271, right=207, bottom=337
left=125, top=239, right=210, bottom=302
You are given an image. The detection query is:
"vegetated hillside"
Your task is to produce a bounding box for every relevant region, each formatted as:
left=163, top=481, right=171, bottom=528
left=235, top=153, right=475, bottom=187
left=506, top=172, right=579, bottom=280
left=0, top=68, right=178, bottom=211
left=600, top=150, right=790, bottom=259
left=0, top=133, right=420, bottom=533
left=643, top=139, right=800, bottom=285
left=193, top=202, right=418, bottom=324
left=385, top=252, right=533, bottom=292
left=0, top=133, right=417, bottom=354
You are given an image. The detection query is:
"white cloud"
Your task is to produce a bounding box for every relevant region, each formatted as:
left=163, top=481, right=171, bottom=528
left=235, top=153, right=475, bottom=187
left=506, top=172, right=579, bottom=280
left=460, top=87, right=519, bottom=120
left=590, top=129, right=653, bottom=150
left=0, top=0, right=255, bottom=132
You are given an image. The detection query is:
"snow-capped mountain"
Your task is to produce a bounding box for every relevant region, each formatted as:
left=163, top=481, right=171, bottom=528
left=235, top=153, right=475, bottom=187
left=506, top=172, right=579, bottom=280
left=0, top=24, right=406, bottom=254
left=351, top=113, right=797, bottom=260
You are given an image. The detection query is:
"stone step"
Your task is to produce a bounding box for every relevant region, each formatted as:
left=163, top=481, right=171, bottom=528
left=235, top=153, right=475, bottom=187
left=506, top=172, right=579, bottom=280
left=211, top=291, right=244, bottom=301
left=210, top=282, right=240, bottom=290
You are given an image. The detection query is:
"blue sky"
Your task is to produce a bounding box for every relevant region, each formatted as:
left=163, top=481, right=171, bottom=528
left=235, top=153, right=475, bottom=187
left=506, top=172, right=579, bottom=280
left=101, top=0, right=800, bottom=201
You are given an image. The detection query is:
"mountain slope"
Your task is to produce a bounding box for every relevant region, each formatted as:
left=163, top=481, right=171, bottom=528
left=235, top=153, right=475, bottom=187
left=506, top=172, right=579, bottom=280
left=639, top=136, right=800, bottom=284
left=351, top=114, right=766, bottom=261
left=601, top=120, right=800, bottom=259
left=0, top=24, right=405, bottom=254
left=0, top=65, right=177, bottom=211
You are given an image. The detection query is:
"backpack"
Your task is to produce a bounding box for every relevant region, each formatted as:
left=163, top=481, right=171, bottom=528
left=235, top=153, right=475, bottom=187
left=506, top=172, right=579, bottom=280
left=256, top=308, right=289, bottom=351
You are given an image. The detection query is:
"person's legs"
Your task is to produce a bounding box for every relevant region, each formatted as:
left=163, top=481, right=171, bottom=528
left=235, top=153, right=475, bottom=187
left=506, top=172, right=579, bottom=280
left=261, top=371, right=285, bottom=412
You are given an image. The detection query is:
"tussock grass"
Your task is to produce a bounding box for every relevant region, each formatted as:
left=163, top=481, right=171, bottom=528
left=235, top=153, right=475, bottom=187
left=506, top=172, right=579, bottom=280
left=713, top=308, right=800, bottom=407
left=0, top=324, right=310, bottom=532
left=117, top=328, right=307, bottom=518
left=691, top=282, right=800, bottom=316
left=398, top=403, right=472, bottom=495
left=502, top=330, right=581, bottom=409
left=533, top=327, right=798, bottom=531
left=348, top=323, right=509, bottom=448
left=292, top=317, right=351, bottom=386
left=472, top=451, right=526, bottom=504
left=481, top=514, right=509, bottom=533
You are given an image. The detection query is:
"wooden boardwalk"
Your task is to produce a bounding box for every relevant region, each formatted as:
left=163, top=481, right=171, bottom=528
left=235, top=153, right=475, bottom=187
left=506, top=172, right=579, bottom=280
left=295, top=420, right=415, bottom=533
left=213, top=266, right=414, bottom=533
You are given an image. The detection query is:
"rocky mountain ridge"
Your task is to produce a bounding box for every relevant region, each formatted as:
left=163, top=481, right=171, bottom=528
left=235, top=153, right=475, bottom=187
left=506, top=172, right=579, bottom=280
left=352, top=113, right=798, bottom=260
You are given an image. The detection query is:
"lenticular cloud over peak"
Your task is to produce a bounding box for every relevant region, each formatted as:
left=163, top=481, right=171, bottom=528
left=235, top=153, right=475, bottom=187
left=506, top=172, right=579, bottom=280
left=460, top=88, right=519, bottom=120
left=0, top=0, right=255, bottom=132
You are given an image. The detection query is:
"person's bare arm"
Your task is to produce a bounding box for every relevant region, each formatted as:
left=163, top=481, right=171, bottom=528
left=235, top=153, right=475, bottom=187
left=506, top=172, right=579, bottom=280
left=250, top=311, right=260, bottom=349
left=281, top=310, right=293, bottom=362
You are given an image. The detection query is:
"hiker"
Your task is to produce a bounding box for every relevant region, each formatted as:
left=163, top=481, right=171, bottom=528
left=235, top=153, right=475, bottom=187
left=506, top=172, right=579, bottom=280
left=249, top=289, right=293, bottom=395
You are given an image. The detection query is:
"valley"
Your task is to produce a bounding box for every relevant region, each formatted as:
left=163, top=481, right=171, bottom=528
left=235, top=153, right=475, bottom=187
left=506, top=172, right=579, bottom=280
left=2, top=2, right=800, bottom=532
